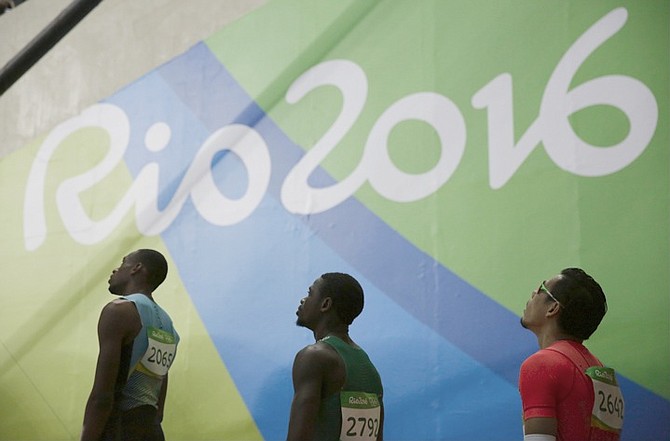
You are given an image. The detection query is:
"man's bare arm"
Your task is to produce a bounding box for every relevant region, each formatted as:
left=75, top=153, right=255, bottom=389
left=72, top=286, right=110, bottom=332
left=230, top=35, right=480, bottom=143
left=80, top=301, right=139, bottom=441
left=156, top=374, right=168, bottom=423
left=523, top=417, right=557, bottom=440
left=286, top=345, right=330, bottom=441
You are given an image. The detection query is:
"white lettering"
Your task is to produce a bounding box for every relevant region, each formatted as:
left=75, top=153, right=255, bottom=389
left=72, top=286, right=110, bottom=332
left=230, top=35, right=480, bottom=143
left=593, top=368, right=615, bottom=382
left=540, top=8, right=657, bottom=177
left=24, top=104, right=131, bottom=250
left=23, top=8, right=657, bottom=249
left=472, top=7, right=657, bottom=189
left=281, top=59, right=368, bottom=214
left=363, top=92, right=465, bottom=202
left=188, top=124, right=271, bottom=227
left=24, top=108, right=271, bottom=249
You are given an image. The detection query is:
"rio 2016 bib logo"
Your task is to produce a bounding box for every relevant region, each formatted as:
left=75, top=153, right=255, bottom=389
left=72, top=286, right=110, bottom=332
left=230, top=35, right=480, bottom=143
left=23, top=8, right=657, bottom=251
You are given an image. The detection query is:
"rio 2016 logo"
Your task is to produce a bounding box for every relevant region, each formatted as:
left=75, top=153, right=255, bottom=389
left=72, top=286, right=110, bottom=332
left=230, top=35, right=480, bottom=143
left=23, top=8, right=657, bottom=251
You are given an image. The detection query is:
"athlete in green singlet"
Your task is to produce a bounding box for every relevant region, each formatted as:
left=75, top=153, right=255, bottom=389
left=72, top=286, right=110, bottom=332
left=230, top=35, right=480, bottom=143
left=288, top=273, right=384, bottom=441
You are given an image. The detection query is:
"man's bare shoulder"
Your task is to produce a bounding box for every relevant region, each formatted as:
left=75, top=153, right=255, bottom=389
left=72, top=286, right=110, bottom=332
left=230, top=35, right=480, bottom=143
left=294, top=341, right=341, bottom=368
left=101, top=298, right=138, bottom=318
left=98, top=298, right=141, bottom=341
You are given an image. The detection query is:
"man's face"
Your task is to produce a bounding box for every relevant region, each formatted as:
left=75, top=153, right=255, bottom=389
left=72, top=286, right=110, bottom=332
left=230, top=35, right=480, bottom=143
left=520, top=276, right=560, bottom=330
left=107, top=253, right=136, bottom=295
left=296, top=277, right=326, bottom=329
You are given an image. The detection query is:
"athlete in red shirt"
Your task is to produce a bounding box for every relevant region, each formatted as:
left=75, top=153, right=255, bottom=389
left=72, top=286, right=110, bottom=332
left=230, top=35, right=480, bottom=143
left=519, top=268, right=623, bottom=441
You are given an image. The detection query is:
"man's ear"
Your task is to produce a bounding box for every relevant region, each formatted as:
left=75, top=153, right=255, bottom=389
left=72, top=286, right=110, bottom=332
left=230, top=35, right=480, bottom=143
left=130, top=262, right=143, bottom=275
left=320, top=297, right=332, bottom=312
left=546, top=302, right=561, bottom=318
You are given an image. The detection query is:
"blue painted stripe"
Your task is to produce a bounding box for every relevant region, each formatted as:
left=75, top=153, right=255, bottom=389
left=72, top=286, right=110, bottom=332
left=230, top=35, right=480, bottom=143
left=109, top=41, right=670, bottom=440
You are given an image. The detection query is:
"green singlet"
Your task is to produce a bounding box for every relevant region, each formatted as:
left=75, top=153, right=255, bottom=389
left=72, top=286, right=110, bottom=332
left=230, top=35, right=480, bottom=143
left=314, top=335, right=384, bottom=441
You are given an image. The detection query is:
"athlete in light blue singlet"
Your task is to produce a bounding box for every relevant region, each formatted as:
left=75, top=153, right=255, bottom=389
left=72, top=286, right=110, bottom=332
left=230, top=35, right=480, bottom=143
left=81, top=249, right=179, bottom=441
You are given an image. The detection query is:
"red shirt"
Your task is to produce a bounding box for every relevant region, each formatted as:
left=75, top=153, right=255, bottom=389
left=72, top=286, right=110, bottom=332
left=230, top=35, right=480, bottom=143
left=519, top=340, right=620, bottom=441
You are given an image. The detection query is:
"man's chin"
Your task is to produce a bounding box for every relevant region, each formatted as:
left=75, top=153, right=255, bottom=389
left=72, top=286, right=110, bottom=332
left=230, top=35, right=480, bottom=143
left=296, top=318, right=316, bottom=331
left=520, top=317, right=529, bottom=329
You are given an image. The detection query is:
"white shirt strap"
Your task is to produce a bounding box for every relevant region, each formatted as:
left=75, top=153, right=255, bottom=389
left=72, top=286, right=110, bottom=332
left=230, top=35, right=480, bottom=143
left=523, top=434, right=556, bottom=441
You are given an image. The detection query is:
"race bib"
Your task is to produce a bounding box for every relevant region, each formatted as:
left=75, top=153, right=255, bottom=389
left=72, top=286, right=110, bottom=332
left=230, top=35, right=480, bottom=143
left=138, top=327, right=177, bottom=378
left=340, top=391, right=381, bottom=441
left=586, top=366, right=624, bottom=432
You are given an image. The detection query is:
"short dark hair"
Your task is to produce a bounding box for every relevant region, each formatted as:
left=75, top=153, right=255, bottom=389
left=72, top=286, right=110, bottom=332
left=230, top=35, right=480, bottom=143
left=131, top=249, right=168, bottom=291
left=552, top=268, right=607, bottom=340
left=320, top=273, right=364, bottom=325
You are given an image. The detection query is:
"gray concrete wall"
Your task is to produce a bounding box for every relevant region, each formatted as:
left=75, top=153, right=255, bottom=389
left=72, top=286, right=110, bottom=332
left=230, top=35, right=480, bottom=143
left=0, top=0, right=266, bottom=158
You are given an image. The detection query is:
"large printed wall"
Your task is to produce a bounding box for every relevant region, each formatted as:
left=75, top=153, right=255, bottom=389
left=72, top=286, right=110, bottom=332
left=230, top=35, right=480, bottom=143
left=1, top=1, right=668, bottom=440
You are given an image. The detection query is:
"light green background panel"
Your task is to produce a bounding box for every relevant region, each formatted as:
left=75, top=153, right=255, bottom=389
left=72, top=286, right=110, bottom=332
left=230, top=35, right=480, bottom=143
left=571, top=0, right=669, bottom=396
left=205, top=0, right=669, bottom=399
left=0, top=131, right=262, bottom=440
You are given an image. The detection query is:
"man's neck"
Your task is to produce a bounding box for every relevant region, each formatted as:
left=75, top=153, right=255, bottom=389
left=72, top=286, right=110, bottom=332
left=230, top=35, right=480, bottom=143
left=120, top=290, right=153, bottom=300
left=313, top=325, right=349, bottom=342
left=537, top=331, right=582, bottom=349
